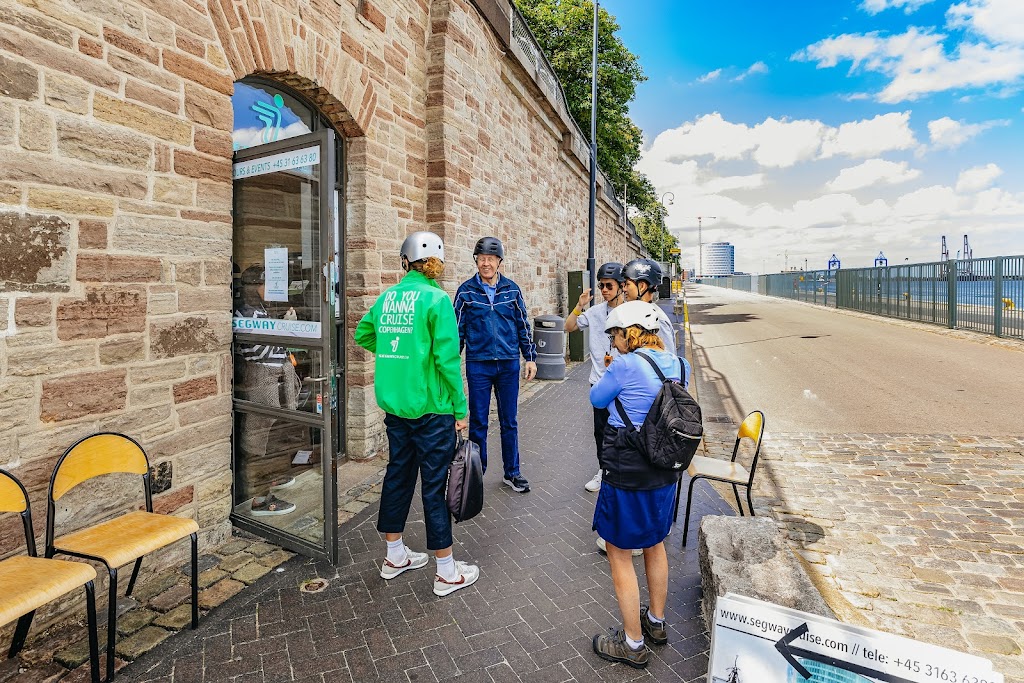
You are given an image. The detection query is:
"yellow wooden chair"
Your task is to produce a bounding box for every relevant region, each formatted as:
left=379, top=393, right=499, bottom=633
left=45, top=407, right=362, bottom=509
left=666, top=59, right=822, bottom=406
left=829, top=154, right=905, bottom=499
left=1, top=469, right=101, bottom=683
left=45, top=433, right=200, bottom=681
left=677, top=411, right=765, bottom=547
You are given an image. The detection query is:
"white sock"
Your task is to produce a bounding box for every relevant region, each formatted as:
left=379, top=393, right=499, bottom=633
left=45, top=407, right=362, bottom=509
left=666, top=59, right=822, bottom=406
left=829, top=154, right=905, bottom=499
left=386, top=538, right=407, bottom=565
left=625, top=634, right=645, bottom=650
left=648, top=612, right=665, bottom=625
left=435, top=554, right=458, bottom=581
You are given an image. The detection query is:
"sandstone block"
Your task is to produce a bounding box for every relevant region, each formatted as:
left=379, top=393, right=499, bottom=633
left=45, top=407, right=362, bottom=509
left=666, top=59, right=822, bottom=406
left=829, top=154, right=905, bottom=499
left=149, top=314, right=230, bottom=358
left=173, top=375, right=218, bottom=403
left=233, top=561, right=271, bottom=585
left=177, top=285, right=230, bottom=312
left=7, top=343, right=95, bottom=377
left=2, top=149, right=148, bottom=199
left=163, top=50, right=232, bottom=95
left=0, top=102, right=14, bottom=145
left=115, top=626, right=172, bottom=660
left=0, top=54, right=39, bottom=102
left=116, top=608, right=158, bottom=636
left=152, top=177, right=194, bottom=206
left=93, top=92, right=191, bottom=146
left=194, top=127, right=231, bottom=158
left=152, top=604, right=195, bottom=630
left=75, top=254, right=161, bottom=282
left=57, top=116, right=153, bottom=170
left=184, top=84, right=233, bottom=130
left=203, top=259, right=231, bottom=285
left=106, top=51, right=177, bottom=92
left=129, top=360, right=188, bottom=384
left=18, top=106, right=53, bottom=152
left=28, top=188, right=115, bottom=217
left=15, top=297, right=52, bottom=326
left=197, top=578, right=244, bottom=610
left=112, top=214, right=231, bottom=258
left=153, top=485, right=194, bottom=515
left=147, top=583, right=190, bottom=613
left=78, top=219, right=108, bottom=249
left=0, top=381, right=34, bottom=431
left=40, top=368, right=127, bottom=422
left=103, top=26, right=158, bottom=64
left=129, top=385, right=170, bottom=407
left=0, top=211, right=71, bottom=291
left=125, top=78, right=180, bottom=114
left=98, top=404, right=172, bottom=438
left=0, top=27, right=119, bottom=90
left=44, top=71, right=89, bottom=114
left=57, top=287, right=146, bottom=340
left=175, top=394, right=231, bottom=427
left=173, top=149, right=231, bottom=182
left=698, top=515, right=834, bottom=632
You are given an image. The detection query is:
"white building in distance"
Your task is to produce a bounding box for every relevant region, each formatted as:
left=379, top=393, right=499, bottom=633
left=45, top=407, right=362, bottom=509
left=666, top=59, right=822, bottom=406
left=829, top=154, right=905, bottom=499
left=701, top=242, right=735, bottom=277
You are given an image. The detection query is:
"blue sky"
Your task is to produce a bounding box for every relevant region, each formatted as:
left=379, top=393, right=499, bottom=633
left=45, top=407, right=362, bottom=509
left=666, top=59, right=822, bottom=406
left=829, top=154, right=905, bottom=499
left=602, top=0, right=1024, bottom=273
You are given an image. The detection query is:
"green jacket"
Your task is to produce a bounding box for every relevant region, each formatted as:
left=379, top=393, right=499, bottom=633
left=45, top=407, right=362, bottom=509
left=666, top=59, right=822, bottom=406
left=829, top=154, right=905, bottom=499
left=354, top=270, right=468, bottom=420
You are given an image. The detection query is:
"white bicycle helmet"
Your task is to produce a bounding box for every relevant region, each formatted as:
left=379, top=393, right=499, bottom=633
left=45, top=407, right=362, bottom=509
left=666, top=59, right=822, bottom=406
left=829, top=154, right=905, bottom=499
left=604, top=300, right=662, bottom=332
left=401, top=231, right=445, bottom=265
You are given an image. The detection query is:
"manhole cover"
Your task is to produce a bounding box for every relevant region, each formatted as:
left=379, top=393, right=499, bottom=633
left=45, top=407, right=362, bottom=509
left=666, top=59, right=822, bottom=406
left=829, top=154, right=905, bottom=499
left=299, top=578, right=329, bottom=594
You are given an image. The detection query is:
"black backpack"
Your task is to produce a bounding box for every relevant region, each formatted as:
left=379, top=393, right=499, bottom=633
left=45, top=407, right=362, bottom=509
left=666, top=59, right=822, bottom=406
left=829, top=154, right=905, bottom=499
left=446, top=436, right=484, bottom=523
left=614, top=352, right=703, bottom=471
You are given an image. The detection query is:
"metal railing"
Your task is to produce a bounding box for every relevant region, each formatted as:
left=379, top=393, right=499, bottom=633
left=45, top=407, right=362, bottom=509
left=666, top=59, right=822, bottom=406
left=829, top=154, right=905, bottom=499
left=697, top=256, right=1024, bottom=340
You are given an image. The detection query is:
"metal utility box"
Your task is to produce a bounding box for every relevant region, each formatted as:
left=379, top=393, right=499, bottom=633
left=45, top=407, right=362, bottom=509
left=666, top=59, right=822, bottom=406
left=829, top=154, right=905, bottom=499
left=567, top=270, right=589, bottom=362
left=533, top=315, right=566, bottom=380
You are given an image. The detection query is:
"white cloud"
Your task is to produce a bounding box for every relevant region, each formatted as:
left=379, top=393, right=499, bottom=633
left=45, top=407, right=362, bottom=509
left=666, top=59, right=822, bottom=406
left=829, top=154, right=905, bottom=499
left=861, top=0, right=936, bottom=13
left=820, top=112, right=918, bottom=158
left=697, top=69, right=722, bottom=83
left=826, top=159, right=922, bottom=191
left=733, top=61, right=769, bottom=82
left=928, top=116, right=1010, bottom=148
left=956, top=163, right=1002, bottom=191
left=794, top=1, right=1024, bottom=103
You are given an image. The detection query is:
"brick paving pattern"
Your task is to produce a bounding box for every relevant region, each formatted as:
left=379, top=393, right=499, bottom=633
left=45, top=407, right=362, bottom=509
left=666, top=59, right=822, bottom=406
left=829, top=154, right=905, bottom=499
left=742, top=430, right=1024, bottom=683
left=114, top=364, right=732, bottom=682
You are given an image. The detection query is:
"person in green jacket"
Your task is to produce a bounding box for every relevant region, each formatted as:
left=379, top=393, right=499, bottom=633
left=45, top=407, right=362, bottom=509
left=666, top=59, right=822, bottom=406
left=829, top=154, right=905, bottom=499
left=355, top=231, right=480, bottom=597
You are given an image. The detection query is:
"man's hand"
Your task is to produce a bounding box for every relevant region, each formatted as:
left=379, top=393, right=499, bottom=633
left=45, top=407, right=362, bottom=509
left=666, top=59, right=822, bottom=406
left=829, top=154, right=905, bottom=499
left=577, top=288, right=592, bottom=310
left=524, top=361, right=537, bottom=381
left=456, top=416, right=469, bottom=432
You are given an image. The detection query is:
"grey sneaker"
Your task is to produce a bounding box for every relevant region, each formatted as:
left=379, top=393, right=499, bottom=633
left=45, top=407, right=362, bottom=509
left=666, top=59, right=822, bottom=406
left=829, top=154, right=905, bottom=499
left=502, top=475, right=530, bottom=492
left=433, top=561, right=480, bottom=596
left=380, top=547, right=429, bottom=580
left=640, top=605, right=668, bottom=645
left=592, top=628, right=648, bottom=669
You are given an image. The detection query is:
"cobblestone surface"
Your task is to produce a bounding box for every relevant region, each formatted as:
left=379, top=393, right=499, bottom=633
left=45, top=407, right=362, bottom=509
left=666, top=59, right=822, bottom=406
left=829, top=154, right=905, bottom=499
left=735, top=428, right=1024, bottom=682
left=115, top=364, right=732, bottom=682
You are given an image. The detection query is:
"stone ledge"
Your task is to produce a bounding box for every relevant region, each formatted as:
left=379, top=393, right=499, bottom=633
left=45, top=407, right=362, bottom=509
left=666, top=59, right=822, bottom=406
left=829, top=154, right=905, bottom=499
left=698, top=515, right=834, bottom=632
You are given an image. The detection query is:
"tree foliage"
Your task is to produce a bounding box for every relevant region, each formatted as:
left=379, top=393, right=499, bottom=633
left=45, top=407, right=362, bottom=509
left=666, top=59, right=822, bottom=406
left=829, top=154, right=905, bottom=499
left=514, top=0, right=672, bottom=262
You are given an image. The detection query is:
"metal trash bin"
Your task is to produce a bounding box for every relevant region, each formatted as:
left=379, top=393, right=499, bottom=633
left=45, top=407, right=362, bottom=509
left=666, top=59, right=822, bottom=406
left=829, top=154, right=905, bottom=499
left=533, top=314, right=566, bottom=380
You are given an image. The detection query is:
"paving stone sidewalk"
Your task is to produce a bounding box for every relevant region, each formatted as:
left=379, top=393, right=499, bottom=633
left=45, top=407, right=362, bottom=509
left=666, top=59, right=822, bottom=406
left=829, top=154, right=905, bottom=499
left=114, top=364, right=732, bottom=682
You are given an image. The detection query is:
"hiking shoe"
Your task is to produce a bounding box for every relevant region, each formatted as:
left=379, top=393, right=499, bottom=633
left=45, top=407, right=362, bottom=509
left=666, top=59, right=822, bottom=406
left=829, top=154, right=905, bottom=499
left=592, top=628, right=648, bottom=669
left=502, top=475, right=530, bottom=493
left=380, top=547, right=429, bottom=580
left=640, top=605, right=668, bottom=645
left=584, top=471, right=602, bottom=492
left=250, top=494, right=295, bottom=516
left=433, top=561, right=480, bottom=596
left=596, top=537, right=643, bottom=557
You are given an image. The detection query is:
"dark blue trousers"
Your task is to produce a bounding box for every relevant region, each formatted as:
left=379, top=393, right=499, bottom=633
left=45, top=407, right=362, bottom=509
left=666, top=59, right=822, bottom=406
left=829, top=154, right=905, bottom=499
left=377, top=413, right=455, bottom=550
left=467, top=359, right=521, bottom=478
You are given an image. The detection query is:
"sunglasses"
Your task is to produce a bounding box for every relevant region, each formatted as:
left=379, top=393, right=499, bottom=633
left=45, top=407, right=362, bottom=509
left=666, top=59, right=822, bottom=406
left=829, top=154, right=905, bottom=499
left=598, top=282, right=618, bottom=290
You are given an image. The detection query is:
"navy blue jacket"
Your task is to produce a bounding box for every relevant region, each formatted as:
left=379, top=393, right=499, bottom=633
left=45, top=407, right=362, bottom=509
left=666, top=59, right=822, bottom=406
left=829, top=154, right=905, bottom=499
left=454, top=274, right=537, bottom=363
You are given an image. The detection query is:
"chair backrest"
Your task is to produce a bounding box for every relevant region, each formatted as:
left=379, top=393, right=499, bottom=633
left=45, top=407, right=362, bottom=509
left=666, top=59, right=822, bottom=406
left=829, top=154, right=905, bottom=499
left=0, top=469, right=37, bottom=556
left=49, top=433, right=150, bottom=502
left=732, top=411, right=766, bottom=484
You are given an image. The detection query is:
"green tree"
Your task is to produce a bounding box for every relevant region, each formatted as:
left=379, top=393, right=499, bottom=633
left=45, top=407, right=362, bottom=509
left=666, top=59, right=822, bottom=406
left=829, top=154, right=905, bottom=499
left=515, top=0, right=670, bottom=258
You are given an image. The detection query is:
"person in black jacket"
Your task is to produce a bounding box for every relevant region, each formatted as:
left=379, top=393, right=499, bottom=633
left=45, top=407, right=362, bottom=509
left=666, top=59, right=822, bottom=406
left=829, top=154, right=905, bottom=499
left=453, top=237, right=537, bottom=493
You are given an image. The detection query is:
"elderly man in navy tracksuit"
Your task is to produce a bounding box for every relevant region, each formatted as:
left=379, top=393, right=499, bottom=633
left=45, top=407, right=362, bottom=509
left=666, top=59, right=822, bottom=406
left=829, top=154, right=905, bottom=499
left=454, top=236, right=537, bottom=493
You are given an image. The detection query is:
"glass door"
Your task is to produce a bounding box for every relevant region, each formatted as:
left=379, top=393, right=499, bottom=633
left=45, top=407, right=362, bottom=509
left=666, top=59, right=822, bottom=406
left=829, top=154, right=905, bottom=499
left=231, top=129, right=339, bottom=563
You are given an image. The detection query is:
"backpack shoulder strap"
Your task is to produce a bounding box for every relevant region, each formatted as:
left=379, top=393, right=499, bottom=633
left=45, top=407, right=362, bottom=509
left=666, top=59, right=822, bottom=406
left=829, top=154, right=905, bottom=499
left=636, top=350, right=670, bottom=383
left=614, top=397, right=636, bottom=431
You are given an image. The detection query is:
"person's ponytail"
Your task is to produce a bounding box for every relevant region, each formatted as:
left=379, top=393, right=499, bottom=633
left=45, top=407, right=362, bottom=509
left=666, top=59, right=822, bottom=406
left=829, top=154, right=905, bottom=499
left=410, top=256, right=444, bottom=280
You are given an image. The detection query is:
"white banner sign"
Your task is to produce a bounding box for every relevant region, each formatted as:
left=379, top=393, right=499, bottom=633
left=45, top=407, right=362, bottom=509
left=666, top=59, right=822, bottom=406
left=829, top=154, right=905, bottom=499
left=232, top=146, right=320, bottom=180
left=232, top=316, right=321, bottom=338
left=709, top=594, right=1002, bottom=683
left=263, top=247, right=289, bottom=302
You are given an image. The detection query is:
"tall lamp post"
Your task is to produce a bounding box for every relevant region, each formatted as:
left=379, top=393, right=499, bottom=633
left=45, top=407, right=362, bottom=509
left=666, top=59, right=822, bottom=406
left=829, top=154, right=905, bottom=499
left=586, top=0, right=599, bottom=296
left=660, top=191, right=674, bottom=263
left=697, top=215, right=716, bottom=278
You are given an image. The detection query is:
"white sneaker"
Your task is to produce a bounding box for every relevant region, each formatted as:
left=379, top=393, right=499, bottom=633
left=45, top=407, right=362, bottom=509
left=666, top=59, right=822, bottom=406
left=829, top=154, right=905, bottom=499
left=380, top=547, right=429, bottom=580
left=584, top=471, right=602, bottom=493
left=595, top=537, right=643, bottom=556
left=433, top=561, right=480, bottom=596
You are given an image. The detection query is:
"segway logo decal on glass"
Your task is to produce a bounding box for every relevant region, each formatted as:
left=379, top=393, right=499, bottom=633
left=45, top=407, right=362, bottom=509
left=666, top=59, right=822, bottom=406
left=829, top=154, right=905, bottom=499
left=252, top=94, right=285, bottom=144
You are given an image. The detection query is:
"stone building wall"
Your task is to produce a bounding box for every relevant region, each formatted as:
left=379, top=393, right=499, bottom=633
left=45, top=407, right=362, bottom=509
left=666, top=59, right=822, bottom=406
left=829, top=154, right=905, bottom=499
left=0, top=0, right=645, bottom=620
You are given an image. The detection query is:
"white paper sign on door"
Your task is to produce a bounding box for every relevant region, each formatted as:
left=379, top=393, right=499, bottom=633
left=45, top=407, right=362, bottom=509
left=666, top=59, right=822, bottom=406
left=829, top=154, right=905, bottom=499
left=264, top=247, right=289, bottom=302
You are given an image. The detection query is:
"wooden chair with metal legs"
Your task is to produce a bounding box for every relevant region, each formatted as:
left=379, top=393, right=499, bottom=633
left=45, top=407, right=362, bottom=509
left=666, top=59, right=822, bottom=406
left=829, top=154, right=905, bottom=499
left=45, top=433, right=200, bottom=682
left=1, top=469, right=101, bottom=683
left=676, top=411, right=765, bottom=547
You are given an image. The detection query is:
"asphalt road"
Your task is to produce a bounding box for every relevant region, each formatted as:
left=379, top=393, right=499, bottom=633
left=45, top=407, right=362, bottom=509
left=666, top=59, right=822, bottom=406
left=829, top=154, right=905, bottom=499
left=682, top=284, right=1024, bottom=435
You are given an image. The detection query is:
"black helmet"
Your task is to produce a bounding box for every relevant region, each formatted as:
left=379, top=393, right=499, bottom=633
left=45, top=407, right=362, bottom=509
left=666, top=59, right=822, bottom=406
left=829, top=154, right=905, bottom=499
left=623, top=259, right=662, bottom=287
left=240, top=264, right=265, bottom=285
left=473, top=236, right=504, bottom=260
left=596, top=262, right=624, bottom=283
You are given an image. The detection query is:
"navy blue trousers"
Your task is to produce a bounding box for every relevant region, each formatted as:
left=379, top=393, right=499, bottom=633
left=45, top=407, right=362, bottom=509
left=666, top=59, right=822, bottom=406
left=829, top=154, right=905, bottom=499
left=377, top=413, right=455, bottom=550
left=467, top=359, right=521, bottom=478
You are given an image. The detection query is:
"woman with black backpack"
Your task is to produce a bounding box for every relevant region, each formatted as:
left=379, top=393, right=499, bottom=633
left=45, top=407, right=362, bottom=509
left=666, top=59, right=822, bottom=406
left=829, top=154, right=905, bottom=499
left=588, top=300, right=692, bottom=668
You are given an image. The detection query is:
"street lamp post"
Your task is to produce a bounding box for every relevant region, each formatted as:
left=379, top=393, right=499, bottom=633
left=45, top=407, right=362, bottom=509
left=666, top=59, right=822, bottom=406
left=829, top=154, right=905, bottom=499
left=586, top=0, right=599, bottom=296
left=660, top=192, right=674, bottom=263
left=697, top=215, right=716, bottom=277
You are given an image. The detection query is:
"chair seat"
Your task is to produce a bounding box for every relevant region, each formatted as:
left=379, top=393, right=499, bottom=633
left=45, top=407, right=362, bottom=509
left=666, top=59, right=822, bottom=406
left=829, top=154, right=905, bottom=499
left=687, top=455, right=750, bottom=484
left=54, top=510, right=199, bottom=569
left=0, top=556, right=97, bottom=626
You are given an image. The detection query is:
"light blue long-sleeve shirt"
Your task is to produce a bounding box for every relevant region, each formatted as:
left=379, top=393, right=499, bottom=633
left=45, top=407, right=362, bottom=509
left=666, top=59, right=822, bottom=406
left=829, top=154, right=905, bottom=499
left=590, top=349, right=691, bottom=429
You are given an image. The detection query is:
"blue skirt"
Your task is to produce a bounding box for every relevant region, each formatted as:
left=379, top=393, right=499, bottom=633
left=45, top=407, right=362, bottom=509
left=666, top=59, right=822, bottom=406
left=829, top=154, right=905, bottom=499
left=593, top=481, right=677, bottom=550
